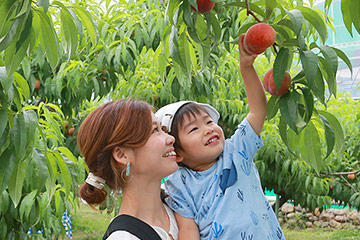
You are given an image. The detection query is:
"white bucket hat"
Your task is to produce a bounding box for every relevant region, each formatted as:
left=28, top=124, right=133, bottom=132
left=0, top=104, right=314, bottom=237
left=155, top=101, right=220, bottom=133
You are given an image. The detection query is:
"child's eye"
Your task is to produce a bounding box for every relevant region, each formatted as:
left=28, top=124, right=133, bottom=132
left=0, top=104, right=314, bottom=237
left=189, top=127, right=198, bottom=133
left=153, top=127, right=159, bottom=133
left=207, top=120, right=213, bottom=124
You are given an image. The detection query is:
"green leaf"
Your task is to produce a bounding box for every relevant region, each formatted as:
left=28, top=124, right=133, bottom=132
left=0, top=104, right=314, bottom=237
left=317, top=110, right=345, bottom=154
left=332, top=47, right=352, bottom=74
left=286, top=9, right=304, bottom=36
left=299, top=87, right=313, bottom=123
left=273, top=47, right=290, bottom=92
left=226, top=2, right=266, bottom=19
left=54, top=151, right=72, bottom=196
left=349, top=0, right=360, bottom=34
left=0, top=13, right=24, bottom=51
left=14, top=72, right=30, bottom=100
left=165, top=0, right=181, bottom=26
left=266, top=95, right=279, bottom=120
left=318, top=57, right=336, bottom=97
left=0, top=109, right=8, bottom=138
left=188, top=0, right=198, bottom=10
left=210, top=12, right=221, bottom=44
left=0, top=67, right=13, bottom=93
left=177, top=32, right=191, bottom=78
left=21, top=58, right=31, bottom=80
left=0, top=190, right=9, bottom=216
left=299, top=121, right=322, bottom=173
left=0, top=148, right=16, bottom=193
left=15, top=10, right=32, bottom=52
left=68, top=9, right=83, bottom=43
left=305, top=175, right=312, bottom=190
left=53, top=1, right=78, bottom=59
left=278, top=117, right=298, bottom=157
left=32, top=149, right=49, bottom=191
left=8, top=159, right=27, bottom=208
left=74, top=5, right=97, bottom=46
left=309, top=67, right=325, bottom=104
left=37, top=0, right=50, bottom=13
left=318, top=113, right=335, bottom=160
left=169, top=13, right=184, bottom=68
left=23, top=109, right=38, bottom=147
left=279, top=92, right=298, bottom=132
left=60, top=9, right=78, bottom=59
left=57, top=146, right=77, bottom=163
left=12, top=114, right=27, bottom=160
left=45, top=152, right=57, bottom=190
left=35, top=10, right=59, bottom=70
left=318, top=45, right=338, bottom=76
left=282, top=159, right=291, bottom=175
left=4, top=13, right=31, bottom=78
left=0, top=0, right=18, bottom=34
left=297, top=6, right=327, bottom=44
left=300, top=50, right=318, bottom=86
left=341, top=0, right=352, bottom=36
left=19, top=190, right=37, bottom=222
left=171, top=77, right=181, bottom=99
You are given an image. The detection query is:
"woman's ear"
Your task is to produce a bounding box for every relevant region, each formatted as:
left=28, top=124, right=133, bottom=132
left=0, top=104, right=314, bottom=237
left=112, top=146, right=129, bottom=164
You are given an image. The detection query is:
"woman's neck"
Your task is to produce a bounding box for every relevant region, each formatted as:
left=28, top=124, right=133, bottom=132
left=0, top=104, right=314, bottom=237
left=119, top=179, right=169, bottom=229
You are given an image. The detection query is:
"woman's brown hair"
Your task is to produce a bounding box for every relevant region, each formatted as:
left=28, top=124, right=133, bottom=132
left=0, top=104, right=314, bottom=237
left=78, top=99, right=153, bottom=205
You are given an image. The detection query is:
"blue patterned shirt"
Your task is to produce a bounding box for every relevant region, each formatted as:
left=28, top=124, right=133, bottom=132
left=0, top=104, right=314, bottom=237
left=164, top=118, right=285, bottom=240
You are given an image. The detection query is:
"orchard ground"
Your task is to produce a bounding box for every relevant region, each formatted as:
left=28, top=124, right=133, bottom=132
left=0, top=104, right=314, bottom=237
left=72, top=203, right=360, bottom=240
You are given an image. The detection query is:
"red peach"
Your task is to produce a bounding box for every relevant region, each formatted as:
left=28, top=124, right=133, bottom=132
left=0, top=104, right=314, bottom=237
left=191, top=0, right=215, bottom=13
left=244, top=23, right=276, bottom=55
left=263, top=68, right=291, bottom=96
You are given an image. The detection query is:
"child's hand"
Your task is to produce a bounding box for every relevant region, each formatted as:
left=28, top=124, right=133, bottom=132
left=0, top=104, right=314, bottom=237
left=238, top=34, right=257, bottom=69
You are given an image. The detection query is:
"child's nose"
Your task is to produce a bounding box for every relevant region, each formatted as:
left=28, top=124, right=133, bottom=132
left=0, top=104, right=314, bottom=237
left=204, top=126, right=214, bottom=135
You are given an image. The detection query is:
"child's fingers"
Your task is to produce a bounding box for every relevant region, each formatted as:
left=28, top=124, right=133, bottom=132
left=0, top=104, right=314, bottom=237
left=238, top=34, right=246, bottom=52
left=239, top=33, right=257, bottom=57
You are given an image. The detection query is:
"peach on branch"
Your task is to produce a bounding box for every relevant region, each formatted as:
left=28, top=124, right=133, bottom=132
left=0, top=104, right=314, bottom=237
left=348, top=173, right=356, bottom=180
left=263, top=68, right=291, bottom=96
left=191, top=0, right=215, bottom=13
left=244, top=23, right=276, bottom=55
left=35, top=79, right=41, bottom=89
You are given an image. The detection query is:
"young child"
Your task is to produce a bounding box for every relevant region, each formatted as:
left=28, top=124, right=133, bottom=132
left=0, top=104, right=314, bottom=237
left=155, top=34, right=285, bottom=240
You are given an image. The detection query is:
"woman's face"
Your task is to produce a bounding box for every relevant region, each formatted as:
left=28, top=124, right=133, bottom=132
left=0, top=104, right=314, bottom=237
left=132, top=113, right=178, bottom=180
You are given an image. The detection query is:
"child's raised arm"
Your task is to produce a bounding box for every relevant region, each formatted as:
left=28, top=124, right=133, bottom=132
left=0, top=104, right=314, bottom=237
left=238, top=34, right=267, bottom=136
left=174, top=213, right=200, bottom=240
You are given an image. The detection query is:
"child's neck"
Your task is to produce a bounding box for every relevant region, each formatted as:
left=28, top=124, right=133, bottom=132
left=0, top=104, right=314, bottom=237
left=188, top=160, right=217, bottom=172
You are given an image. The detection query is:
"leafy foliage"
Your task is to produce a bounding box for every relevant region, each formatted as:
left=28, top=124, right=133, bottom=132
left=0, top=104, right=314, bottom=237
left=0, top=0, right=359, bottom=238
left=256, top=93, right=360, bottom=211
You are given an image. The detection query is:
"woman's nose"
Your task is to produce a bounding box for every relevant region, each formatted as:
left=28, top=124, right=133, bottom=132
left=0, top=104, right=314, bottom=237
left=167, top=134, right=175, bottom=145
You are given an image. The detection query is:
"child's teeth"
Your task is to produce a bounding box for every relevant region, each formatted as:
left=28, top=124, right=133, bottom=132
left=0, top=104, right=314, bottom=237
left=207, top=138, right=217, bottom=145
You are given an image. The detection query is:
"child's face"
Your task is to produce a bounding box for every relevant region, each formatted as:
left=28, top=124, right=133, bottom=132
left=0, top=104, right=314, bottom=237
left=176, top=110, right=225, bottom=171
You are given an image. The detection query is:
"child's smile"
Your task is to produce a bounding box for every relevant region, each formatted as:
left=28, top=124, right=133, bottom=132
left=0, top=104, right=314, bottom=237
left=205, top=135, right=220, bottom=145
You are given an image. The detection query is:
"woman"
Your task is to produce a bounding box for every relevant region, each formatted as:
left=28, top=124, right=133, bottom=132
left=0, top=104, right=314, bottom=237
left=78, top=99, right=179, bottom=240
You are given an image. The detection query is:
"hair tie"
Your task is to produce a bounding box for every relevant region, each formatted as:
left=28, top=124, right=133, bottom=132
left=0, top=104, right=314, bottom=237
left=85, top=172, right=106, bottom=189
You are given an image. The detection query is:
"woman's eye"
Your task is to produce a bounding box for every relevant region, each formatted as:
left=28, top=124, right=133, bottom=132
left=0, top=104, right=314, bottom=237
left=161, top=126, right=168, bottom=133
left=207, top=120, right=213, bottom=124
left=153, top=127, right=159, bottom=133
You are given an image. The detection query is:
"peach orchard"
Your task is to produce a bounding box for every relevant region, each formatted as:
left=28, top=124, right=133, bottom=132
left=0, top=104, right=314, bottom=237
left=0, top=0, right=359, bottom=238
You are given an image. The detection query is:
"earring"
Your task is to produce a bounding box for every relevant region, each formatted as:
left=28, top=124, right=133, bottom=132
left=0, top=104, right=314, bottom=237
left=126, top=162, right=130, bottom=176
left=121, top=162, right=133, bottom=183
